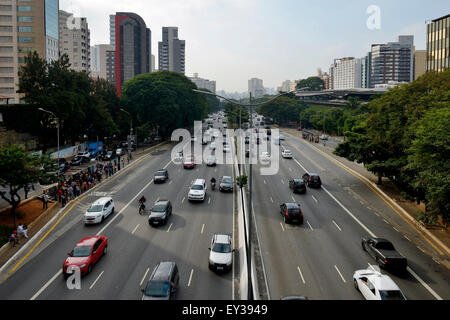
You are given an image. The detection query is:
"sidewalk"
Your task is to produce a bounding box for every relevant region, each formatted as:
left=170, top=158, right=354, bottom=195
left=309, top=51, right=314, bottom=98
left=0, top=140, right=169, bottom=275
left=283, top=128, right=450, bottom=263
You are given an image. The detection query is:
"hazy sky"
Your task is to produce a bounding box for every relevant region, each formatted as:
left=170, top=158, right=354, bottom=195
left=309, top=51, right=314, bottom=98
left=60, top=0, right=449, bottom=92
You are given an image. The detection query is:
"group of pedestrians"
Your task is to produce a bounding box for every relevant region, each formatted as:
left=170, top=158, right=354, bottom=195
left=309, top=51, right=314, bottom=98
left=8, top=224, right=28, bottom=247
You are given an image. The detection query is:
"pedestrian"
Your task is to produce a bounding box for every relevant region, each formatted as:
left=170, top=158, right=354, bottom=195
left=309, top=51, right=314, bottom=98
left=118, top=160, right=121, bottom=171
left=57, top=188, right=62, bottom=203
left=61, top=194, right=66, bottom=208
left=43, top=192, right=49, bottom=209
left=75, top=184, right=80, bottom=197
left=105, top=166, right=109, bottom=177
left=129, top=151, right=132, bottom=161
left=122, top=158, right=125, bottom=169
left=17, top=224, right=28, bottom=240
left=68, top=186, right=73, bottom=201
left=8, top=231, right=18, bottom=247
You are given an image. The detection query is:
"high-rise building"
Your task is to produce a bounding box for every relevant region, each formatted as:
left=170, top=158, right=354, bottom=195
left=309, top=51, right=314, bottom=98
left=248, top=78, right=265, bottom=98
left=0, top=0, right=59, bottom=103
left=277, top=80, right=292, bottom=93
left=59, top=10, right=90, bottom=73
left=426, top=14, right=450, bottom=73
left=109, top=14, right=116, bottom=46
left=151, top=54, right=156, bottom=72
left=158, top=27, right=185, bottom=74
left=189, top=73, right=216, bottom=94
left=370, top=36, right=414, bottom=87
left=414, top=50, right=427, bottom=80
left=114, top=12, right=151, bottom=96
left=329, top=57, right=362, bottom=89
left=90, top=44, right=115, bottom=83
left=361, top=52, right=372, bottom=88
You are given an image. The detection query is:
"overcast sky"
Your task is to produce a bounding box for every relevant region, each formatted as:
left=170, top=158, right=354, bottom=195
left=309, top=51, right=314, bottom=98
left=60, top=0, right=449, bottom=92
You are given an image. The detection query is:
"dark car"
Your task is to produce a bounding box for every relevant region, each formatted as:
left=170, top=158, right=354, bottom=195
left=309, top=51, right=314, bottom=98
left=57, top=158, right=70, bottom=172
left=302, top=173, right=322, bottom=188
left=70, top=156, right=84, bottom=167
left=362, top=237, right=407, bottom=273
left=289, top=179, right=307, bottom=194
left=219, top=176, right=234, bottom=192
left=245, top=137, right=250, bottom=144
left=154, top=169, right=169, bottom=183
left=141, top=262, right=179, bottom=300
left=280, top=203, right=303, bottom=224
left=148, top=200, right=172, bottom=227
left=245, top=149, right=250, bottom=158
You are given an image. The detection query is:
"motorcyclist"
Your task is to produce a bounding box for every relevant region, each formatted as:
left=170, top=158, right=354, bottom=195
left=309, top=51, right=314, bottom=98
left=210, top=177, right=217, bottom=190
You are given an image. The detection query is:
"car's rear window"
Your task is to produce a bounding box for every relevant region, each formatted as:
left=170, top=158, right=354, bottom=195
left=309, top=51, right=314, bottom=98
left=376, top=242, right=395, bottom=250
left=87, top=205, right=103, bottom=212
left=289, top=209, right=301, bottom=215
left=156, top=171, right=166, bottom=175
left=191, top=185, right=204, bottom=190
left=379, top=290, right=405, bottom=300
left=152, top=205, right=167, bottom=212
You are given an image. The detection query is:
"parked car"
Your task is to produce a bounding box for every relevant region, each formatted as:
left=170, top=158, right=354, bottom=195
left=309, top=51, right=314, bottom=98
left=188, top=179, right=207, bottom=202
left=280, top=203, right=304, bottom=224
left=219, top=176, right=233, bottom=192
left=289, top=179, right=307, bottom=194
left=84, top=197, right=115, bottom=225
left=116, top=148, right=126, bottom=156
left=208, top=234, right=234, bottom=272
left=57, top=158, right=70, bottom=172
left=154, top=169, right=169, bottom=183
left=149, top=200, right=172, bottom=227
left=282, top=150, right=293, bottom=159
left=302, top=173, right=322, bottom=188
left=353, top=269, right=406, bottom=300
left=361, top=238, right=407, bottom=273
left=183, top=155, right=195, bottom=169
left=141, top=262, right=180, bottom=300
left=103, top=151, right=114, bottom=161
left=63, top=235, right=108, bottom=278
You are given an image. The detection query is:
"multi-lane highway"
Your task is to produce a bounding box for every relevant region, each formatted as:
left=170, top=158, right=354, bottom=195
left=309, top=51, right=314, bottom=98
left=0, top=127, right=235, bottom=300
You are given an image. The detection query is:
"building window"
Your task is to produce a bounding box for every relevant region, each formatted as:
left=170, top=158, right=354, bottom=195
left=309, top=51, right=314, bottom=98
left=18, top=36, right=34, bottom=43
left=18, top=16, right=33, bottom=22
left=17, top=6, right=32, bottom=12
left=18, top=26, right=32, bottom=33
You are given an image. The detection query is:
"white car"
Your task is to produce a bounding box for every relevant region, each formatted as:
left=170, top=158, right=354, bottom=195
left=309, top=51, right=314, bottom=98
left=223, top=144, right=231, bottom=153
left=320, top=134, right=329, bottom=140
left=279, top=134, right=286, bottom=141
left=84, top=197, right=115, bottom=225
left=282, top=150, right=293, bottom=159
left=353, top=269, right=406, bottom=300
left=209, top=234, right=233, bottom=272
left=206, top=155, right=217, bottom=167
left=260, top=152, right=271, bottom=163
left=209, top=142, right=216, bottom=150
left=188, top=179, right=207, bottom=202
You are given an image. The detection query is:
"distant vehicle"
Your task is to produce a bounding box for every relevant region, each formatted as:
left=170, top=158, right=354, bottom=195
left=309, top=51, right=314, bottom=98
left=223, top=144, right=231, bottom=153
left=141, top=262, right=180, bottom=300
left=320, top=134, right=329, bottom=140
left=206, top=155, right=217, bottom=167
left=302, top=173, right=322, bottom=188
left=296, top=127, right=302, bottom=131
left=280, top=203, right=303, bottom=225
left=289, top=179, right=306, bottom=194
left=84, top=197, right=115, bottom=225
left=279, top=134, right=286, bottom=141
left=361, top=238, right=407, bottom=272
left=245, top=136, right=250, bottom=144
left=70, top=156, right=85, bottom=166
left=260, top=152, right=270, bottom=163
left=183, top=155, right=195, bottom=169
left=154, top=169, right=169, bottom=183
left=188, top=179, right=207, bottom=202
left=282, top=150, right=293, bottom=159
left=102, top=151, right=114, bottom=161
left=353, top=269, right=406, bottom=300
left=219, top=176, right=233, bottom=192
left=57, top=158, right=70, bottom=172
left=63, top=235, right=108, bottom=278
left=116, top=148, right=126, bottom=156
left=209, top=142, right=216, bottom=151
left=208, top=234, right=234, bottom=272
left=149, top=200, right=172, bottom=227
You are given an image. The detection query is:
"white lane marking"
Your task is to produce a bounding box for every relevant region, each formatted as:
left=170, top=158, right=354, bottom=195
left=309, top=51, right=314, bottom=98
left=167, top=223, right=173, bottom=233
left=407, top=267, right=442, bottom=300
left=312, top=195, right=318, bottom=203
left=264, top=180, right=267, bottom=185
left=289, top=167, right=293, bottom=172
left=131, top=224, right=140, bottom=235
left=201, top=224, right=205, bottom=234
left=208, top=197, right=211, bottom=204
left=367, top=206, right=372, bottom=211
left=417, top=246, right=425, bottom=253
left=169, top=180, right=173, bottom=185
left=297, top=266, right=306, bottom=284
left=281, top=179, right=285, bottom=185
left=404, top=235, right=411, bottom=242
left=30, top=270, right=61, bottom=300
left=383, top=219, right=390, bottom=225
left=187, top=269, right=194, bottom=287
left=292, top=196, right=296, bottom=202
left=280, top=223, right=285, bottom=232
left=334, top=265, right=346, bottom=283
left=360, top=201, right=365, bottom=205
left=182, top=197, right=186, bottom=204
left=156, top=197, right=160, bottom=203
left=89, top=271, right=104, bottom=290
left=140, top=268, right=150, bottom=286
left=291, top=141, right=444, bottom=300
left=433, top=258, right=441, bottom=265
left=373, top=212, right=380, bottom=217
left=332, top=220, right=342, bottom=232
left=270, top=197, right=274, bottom=203
left=307, top=221, right=314, bottom=231
left=393, top=226, right=399, bottom=232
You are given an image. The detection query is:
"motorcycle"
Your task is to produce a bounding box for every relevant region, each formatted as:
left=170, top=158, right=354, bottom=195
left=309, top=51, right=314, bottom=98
left=211, top=181, right=216, bottom=191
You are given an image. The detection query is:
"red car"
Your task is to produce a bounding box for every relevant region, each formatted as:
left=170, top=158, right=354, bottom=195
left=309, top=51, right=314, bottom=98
left=183, top=155, right=195, bottom=169
left=63, top=235, right=108, bottom=278
left=296, top=127, right=302, bottom=131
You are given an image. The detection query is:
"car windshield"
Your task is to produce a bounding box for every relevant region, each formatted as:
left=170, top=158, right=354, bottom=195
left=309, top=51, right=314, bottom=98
left=212, top=243, right=231, bottom=253
left=72, top=246, right=92, bottom=257
left=222, top=177, right=232, bottom=184
left=377, top=242, right=395, bottom=250
left=144, top=281, right=171, bottom=297
left=191, top=185, right=204, bottom=191
left=87, top=205, right=103, bottom=212
left=379, top=290, right=405, bottom=300
left=152, top=205, right=167, bottom=213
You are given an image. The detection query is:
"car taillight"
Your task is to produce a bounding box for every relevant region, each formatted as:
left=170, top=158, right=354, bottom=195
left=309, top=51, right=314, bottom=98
left=309, top=177, right=312, bottom=182
left=300, top=210, right=303, bottom=217
left=384, top=259, right=388, bottom=264
left=286, top=210, right=289, bottom=218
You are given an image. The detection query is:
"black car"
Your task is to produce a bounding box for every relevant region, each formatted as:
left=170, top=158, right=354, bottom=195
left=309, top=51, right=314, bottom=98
left=245, top=149, right=250, bottom=158
left=302, top=173, right=322, bottom=188
left=154, top=170, right=169, bottom=183
left=148, top=200, right=172, bottom=226
left=70, top=156, right=84, bottom=166
left=362, top=237, right=407, bottom=273
left=280, top=203, right=303, bottom=224
left=219, top=176, right=233, bottom=192
left=289, top=179, right=307, bottom=194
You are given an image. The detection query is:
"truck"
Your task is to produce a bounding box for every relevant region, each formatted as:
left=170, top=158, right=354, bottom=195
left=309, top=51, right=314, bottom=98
left=88, top=142, right=103, bottom=157
left=362, top=237, right=407, bottom=272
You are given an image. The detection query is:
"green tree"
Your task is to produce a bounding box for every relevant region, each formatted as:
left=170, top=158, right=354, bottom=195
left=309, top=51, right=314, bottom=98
left=258, top=96, right=305, bottom=125
left=296, top=77, right=325, bottom=91
left=225, top=103, right=249, bottom=127
left=0, top=145, right=53, bottom=228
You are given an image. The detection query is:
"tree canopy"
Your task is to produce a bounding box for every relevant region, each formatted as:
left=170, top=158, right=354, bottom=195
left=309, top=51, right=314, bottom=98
left=296, top=77, right=325, bottom=91
left=258, top=96, right=306, bottom=125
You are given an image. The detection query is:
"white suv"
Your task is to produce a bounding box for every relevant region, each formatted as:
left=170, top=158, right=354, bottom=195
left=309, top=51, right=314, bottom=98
left=84, top=197, right=115, bottom=225
left=209, top=234, right=234, bottom=272
left=188, top=179, right=207, bottom=202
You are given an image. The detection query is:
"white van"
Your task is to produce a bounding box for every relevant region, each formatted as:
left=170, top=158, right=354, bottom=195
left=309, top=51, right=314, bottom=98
left=84, top=197, right=115, bottom=225
left=188, top=179, right=207, bottom=202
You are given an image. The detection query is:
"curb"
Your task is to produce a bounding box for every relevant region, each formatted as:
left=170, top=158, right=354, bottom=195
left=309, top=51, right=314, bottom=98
left=284, top=129, right=450, bottom=257
left=0, top=141, right=168, bottom=278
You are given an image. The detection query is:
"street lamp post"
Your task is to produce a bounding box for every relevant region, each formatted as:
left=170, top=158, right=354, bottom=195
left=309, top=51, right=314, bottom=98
left=193, top=87, right=309, bottom=300
left=120, top=108, right=133, bottom=137
left=38, top=108, right=59, bottom=158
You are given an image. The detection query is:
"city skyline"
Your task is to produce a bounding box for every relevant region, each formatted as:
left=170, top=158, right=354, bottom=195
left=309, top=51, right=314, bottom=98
left=60, top=0, right=449, bottom=92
